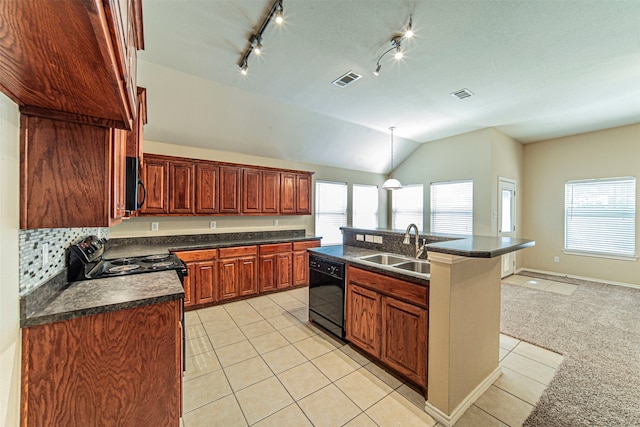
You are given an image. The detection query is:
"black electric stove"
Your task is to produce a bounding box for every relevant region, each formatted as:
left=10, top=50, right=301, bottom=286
left=67, top=235, right=187, bottom=282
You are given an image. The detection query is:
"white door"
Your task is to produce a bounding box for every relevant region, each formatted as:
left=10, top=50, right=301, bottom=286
left=498, top=178, right=516, bottom=277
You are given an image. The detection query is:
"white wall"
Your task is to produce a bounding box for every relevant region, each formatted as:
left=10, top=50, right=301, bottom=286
left=0, top=93, right=21, bottom=426
left=521, top=124, right=640, bottom=285
left=110, top=140, right=387, bottom=238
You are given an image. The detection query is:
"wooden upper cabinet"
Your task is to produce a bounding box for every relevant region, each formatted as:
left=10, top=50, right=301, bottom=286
left=169, top=161, right=194, bottom=214
left=296, top=174, right=312, bottom=214
left=242, top=168, right=262, bottom=214
left=126, top=87, right=147, bottom=164
left=280, top=173, right=296, bottom=214
left=219, top=166, right=241, bottom=214
left=0, top=0, right=144, bottom=129
left=262, top=171, right=280, bottom=214
left=141, top=157, right=168, bottom=214
left=20, top=115, right=117, bottom=229
left=195, top=163, right=219, bottom=214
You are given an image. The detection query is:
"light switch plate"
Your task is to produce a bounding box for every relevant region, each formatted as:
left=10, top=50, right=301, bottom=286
left=373, top=236, right=383, bottom=244
left=151, top=222, right=159, bottom=231
left=210, top=221, right=216, bottom=229
left=356, top=234, right=364, bottom=241
left=365, top=235, right=374, bottom=243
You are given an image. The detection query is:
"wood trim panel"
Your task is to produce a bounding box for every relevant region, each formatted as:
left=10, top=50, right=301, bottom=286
left=173, top=249, right=218, bottom=263
left=219, top=245, right=258, bottom=258
left=347, top=266, right=428, bottom=309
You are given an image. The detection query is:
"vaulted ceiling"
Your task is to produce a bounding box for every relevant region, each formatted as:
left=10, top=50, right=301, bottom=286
left=139, top=0, right=640, bottom=173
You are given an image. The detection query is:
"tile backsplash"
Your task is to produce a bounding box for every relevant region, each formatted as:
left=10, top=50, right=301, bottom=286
left=19, top=227, right=109, bottom=296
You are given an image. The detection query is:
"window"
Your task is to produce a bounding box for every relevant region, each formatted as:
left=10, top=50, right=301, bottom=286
left=430, top=180, right=473, bottom=235
left=565, top=177, right=636, bottom=257
left=315, top=181, right=347, bottom=245
left=392, top=185, right=423, bottom=230
left=353, top=184, right=379, bottom=229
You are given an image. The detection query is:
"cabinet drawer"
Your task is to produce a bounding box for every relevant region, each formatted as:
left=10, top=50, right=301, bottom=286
left=173, top=249, right=217, bottom=262
left=347, top=266, right=428, bottom=309
left=292, top=240, right=320, bottom=251
left=260, top=243, right=292, bottom=255
left=219, top=245, right=258, bottom=258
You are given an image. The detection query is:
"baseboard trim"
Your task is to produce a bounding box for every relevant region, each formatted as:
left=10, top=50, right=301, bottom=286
left=515, top=267, right=640, bottom=290
left=424, top=366, right=502, bottom=427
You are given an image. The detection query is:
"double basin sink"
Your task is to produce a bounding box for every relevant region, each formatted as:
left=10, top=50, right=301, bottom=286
left=357, top=253, right=430, bottom=275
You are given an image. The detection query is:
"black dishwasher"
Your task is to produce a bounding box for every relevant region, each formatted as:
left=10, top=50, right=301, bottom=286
left=308, top=255, right=346, bottom=340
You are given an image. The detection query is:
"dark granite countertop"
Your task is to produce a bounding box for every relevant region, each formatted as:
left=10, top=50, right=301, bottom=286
left=106, top=235, right=321, bottom=258
left=21, top=271, right=184, bottom=328
left=308, top=245, right=431, bottom=285
left=425, top=236, right=535, bottom=258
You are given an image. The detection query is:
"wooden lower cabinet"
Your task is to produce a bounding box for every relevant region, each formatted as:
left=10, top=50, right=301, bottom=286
left=346, top=266, right=428, bottom=391
left=174, top=249, right=218, bottom=308
left=219, top=246, right=258, bottom=300
left=292, top=240, right=321, bottom=286
left=259, top=243, right=293, bottom=292
left=21, top=300, right=182, bottom=427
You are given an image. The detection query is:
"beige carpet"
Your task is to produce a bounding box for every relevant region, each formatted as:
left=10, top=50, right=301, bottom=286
left=500, top=272, right=640, bottom=426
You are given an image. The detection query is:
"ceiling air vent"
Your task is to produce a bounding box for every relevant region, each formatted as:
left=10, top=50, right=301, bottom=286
left=451, top=88, right=474, bottom=100
left=332, top=71, right=362, bottom=88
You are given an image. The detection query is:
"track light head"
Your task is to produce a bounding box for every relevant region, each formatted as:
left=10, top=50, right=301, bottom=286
left=240, top=61, right=248, bottom=75
left=274, top=0, right=284, bottom=24
left=250, top=35, right=263, bottom=55
left=374, top=64, right=382, bottom=76
left=404, top=15, right=414, bottom=38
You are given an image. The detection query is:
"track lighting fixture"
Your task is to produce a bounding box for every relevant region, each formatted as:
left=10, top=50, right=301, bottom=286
left=238, top=0, right=285, bottom=75
left=374, top=14, right=414, bottom=76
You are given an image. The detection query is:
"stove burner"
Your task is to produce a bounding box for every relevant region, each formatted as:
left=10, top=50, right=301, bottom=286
left=143, top=254, right=170, bottom=261
left=110, top=258, right=138, bottom=266
left=151, top=261, right=177, bottom=269
left=108, top=264, right=141, bottom=273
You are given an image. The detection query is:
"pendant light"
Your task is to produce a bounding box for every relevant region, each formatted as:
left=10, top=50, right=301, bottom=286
left=382, top=127, right=403, bottom=190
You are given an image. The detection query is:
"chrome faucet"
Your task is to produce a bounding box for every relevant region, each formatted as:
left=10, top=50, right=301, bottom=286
left=403, top=223, right=423, bottom=258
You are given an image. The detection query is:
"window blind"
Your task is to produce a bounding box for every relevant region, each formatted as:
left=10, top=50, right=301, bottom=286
left=430, top=180, right=473, bottom=235
left=353, top=184, right=379, bottom=229
left=392, top=185, right=424, bottom=230
left=565, top=177, right=636, bottom=257
left=315, top=181, right=347, bottom=245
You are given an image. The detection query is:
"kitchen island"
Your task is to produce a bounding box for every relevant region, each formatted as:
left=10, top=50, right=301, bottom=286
left=311, top=227, right=534, bottom=427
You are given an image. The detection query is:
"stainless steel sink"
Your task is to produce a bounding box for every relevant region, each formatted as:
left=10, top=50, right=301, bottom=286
left=394, top=260, right=431, bottom=274
left=358, top=254, right=409, bottom=265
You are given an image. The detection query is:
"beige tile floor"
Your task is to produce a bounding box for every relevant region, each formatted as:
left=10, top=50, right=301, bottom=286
left=182, top=285, right=563, bottom=427
left=502, top=274, right=579, bottom=295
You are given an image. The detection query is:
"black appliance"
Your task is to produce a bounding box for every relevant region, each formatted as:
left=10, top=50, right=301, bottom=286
left=67, top=235, right=186, bottom=282
left=125, top=156, right=146, bottom=212
left=308, top=254, right=346, bottom=340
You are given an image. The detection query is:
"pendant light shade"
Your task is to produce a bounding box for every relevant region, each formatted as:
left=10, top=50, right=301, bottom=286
left=382, top=127, right=402, bottom=190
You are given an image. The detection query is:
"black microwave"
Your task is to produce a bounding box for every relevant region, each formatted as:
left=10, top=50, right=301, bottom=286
left=125, top=157, right=146, bottom=211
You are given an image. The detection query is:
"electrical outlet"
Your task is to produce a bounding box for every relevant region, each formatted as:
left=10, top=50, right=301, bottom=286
left=210, top=221, right=216, bottom=229
left=356, top=234, right=364, bottom=241
left=42, top=243, right=49, bottom=267
left=151, top=222, right=159, bottom=231
left=365, top=235, right=374, bottom=243
left=373, top=236, right=383, bottom=244
left=274, top=219, right=279, bottom=226
left=554, top=256, right=560, bottom=263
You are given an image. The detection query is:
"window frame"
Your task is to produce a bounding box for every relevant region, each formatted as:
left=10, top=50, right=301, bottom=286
left=352, top=184, right=379, bottom=229
left=563, top=176, right=637, bottom=260
left=392, top=184, right=424, bottom=231
left=314, top=180, right=348, bottom=246
left=430, top=179, right=474, bottom=235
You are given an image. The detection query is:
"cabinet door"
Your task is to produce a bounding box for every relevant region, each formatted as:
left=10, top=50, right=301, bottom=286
left=141, top=157, right=168, bottom=214
left=126, top=87, right=147, bottom=163
left=219, top=259, right=238, bottom=300
left=195, top=163, right=219, bottom=214
left=169, top=161, right=195, bottom=214
left=242, top=168, right=262, bottom=214
left=381, top=296, right=427, bottom=388
left=296, top=174, right=312, bottom=214
left=292, top=251, right=307, bottom=286
left=259, top=254, right=277, bottom=293
left=196, top=261, right=216, bottom=304
left=262, top=171, right=280, bottom=214
left=280, top=173, right=296, bottom=214
left=276, top=252, right=292, bottom=289
left=238, top=256, right=258, bottom=297
left=219, top=166, right=241, bottom=214
left=183, top=263, right=197, bottom=308
left=111, top=128, right=127, bottom=221
left=346, top=283, right=381, bottom=358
